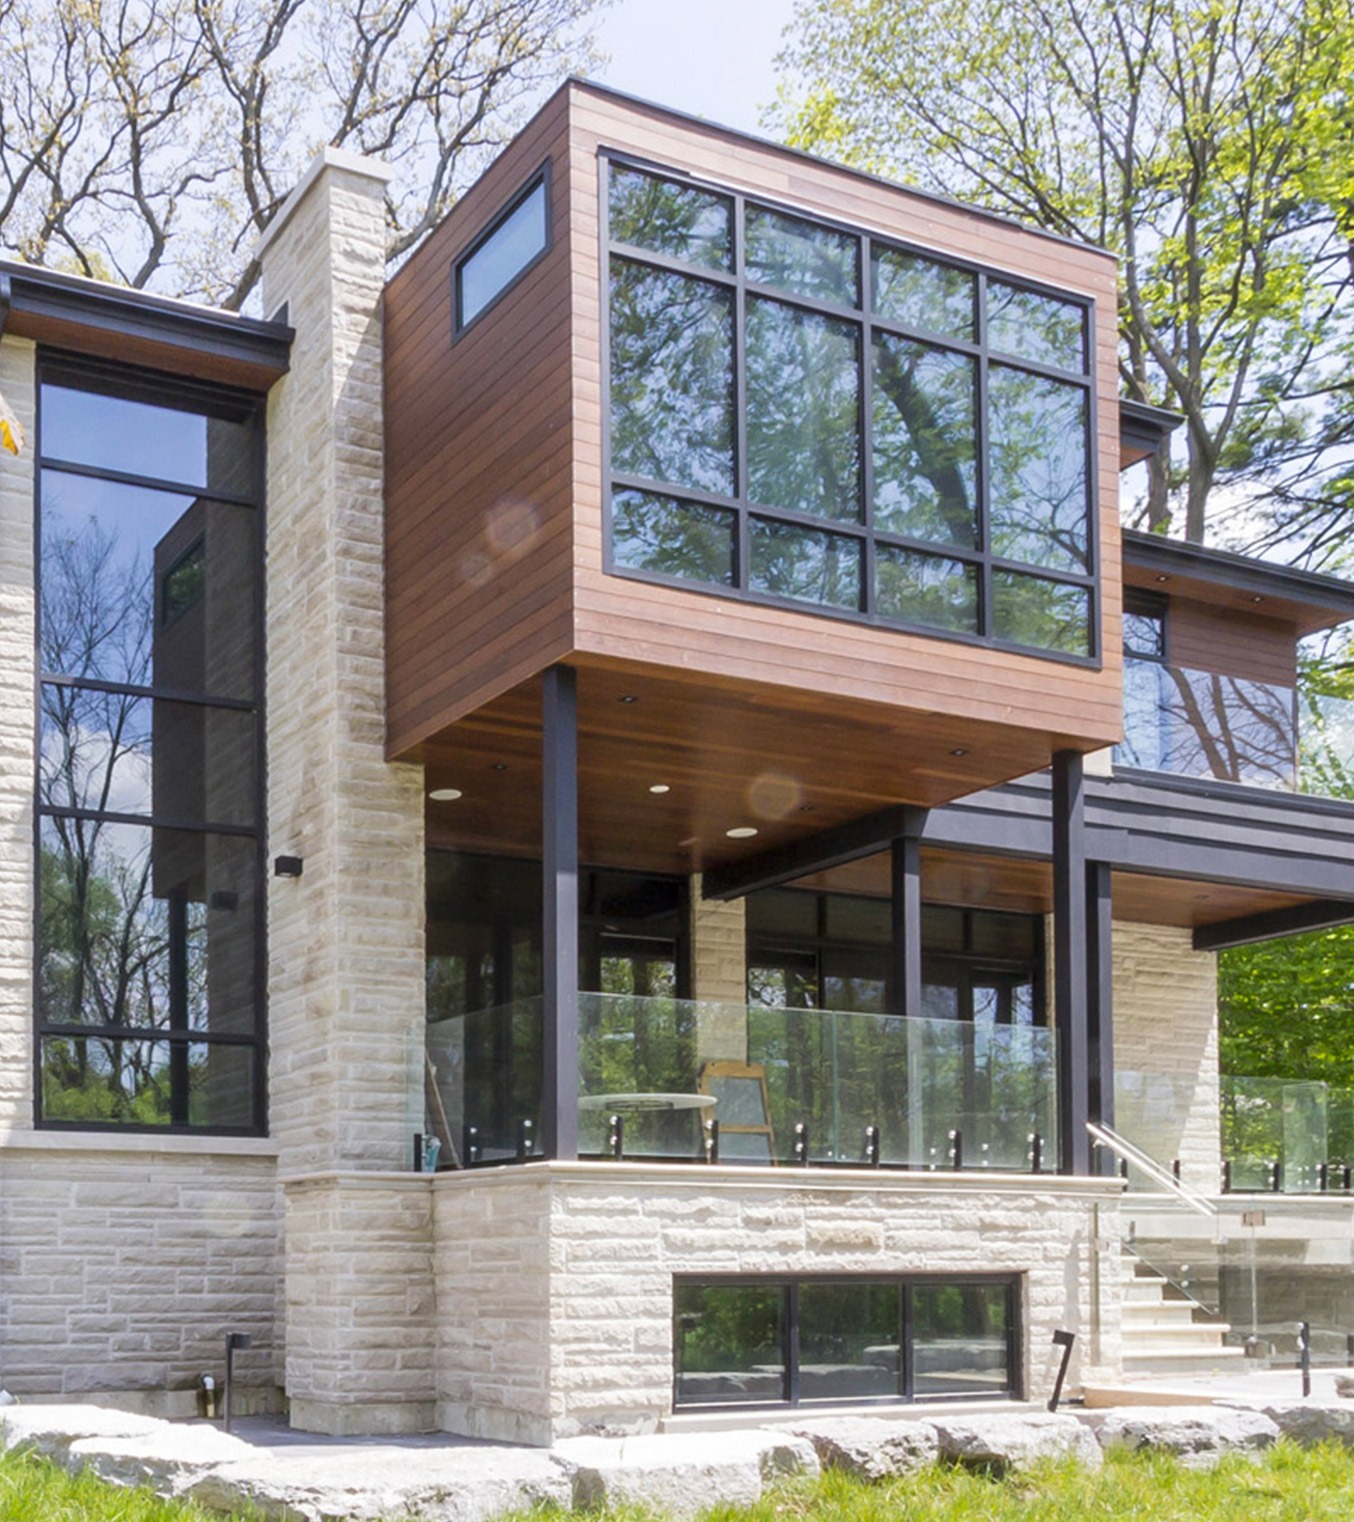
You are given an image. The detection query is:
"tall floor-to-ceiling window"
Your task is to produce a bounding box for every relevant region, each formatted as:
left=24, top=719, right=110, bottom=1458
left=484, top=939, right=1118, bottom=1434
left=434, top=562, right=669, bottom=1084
left=35, top=356, right=265, bottom=1131
left=604, top=157, right=1098, bottom=659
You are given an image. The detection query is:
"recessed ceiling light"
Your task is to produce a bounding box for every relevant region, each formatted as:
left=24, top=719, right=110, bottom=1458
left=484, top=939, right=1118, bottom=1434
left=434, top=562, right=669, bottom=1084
left=1155, top=574, right=1169, bottom=583
left=799, top=804, right=815, bottom=813
left=951, top=747, right=969, bottom=757
left=619, top=694, right=639, bottom=704
left=492, top=762, right=508, bottom=772
left=1251, top=595, right=1265, bottom=604
left=428, top=788, right=463, bottom=802
left=649, top=783, right=670, bottom=794
left=726, top=826, right=759, bottom=839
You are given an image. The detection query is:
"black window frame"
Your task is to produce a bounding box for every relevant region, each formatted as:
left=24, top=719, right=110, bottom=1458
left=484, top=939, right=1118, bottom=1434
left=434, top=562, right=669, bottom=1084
left=600, top=149, right=1100, bottom=666
left=672, top=1272, right=1023, bottom=1411
left=33, top=350, right=268, bottom=1136
left=452, top=163, right=553, bottom=338
left=1122, top=586, right=1168, bottom=661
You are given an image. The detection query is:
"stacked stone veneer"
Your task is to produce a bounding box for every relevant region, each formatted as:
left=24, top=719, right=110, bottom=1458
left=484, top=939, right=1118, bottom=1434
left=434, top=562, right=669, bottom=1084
left=432, top=1164, right=1123, bottom=1446
left=1112, top=922, right=1220, bottom=1189
left=0, top=1140, right=278, bottom=1406
left=257, top=149, right=430, bottom=1434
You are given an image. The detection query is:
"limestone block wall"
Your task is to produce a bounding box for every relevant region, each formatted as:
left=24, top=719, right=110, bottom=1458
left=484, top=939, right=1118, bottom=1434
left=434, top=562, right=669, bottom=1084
left=433, top=1163, right=1123, bottom=1446
left=690, top=875, right=747, bottom=1063
left=283, top=1175, right=436, bottom=1435
left=1112, top=921, right=1220, bottom=1189
left=258, top=148, right=426, bottom=1179
left=0, top=337, right=35, bottom=1130
left=0, top=1138, right=280, bottom=1410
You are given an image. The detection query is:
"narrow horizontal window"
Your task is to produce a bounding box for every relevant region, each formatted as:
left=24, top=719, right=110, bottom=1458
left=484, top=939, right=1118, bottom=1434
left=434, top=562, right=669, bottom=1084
left=456, top=175, right=548, bottom=331
left=675, top=1276, right=1017, bottom=1409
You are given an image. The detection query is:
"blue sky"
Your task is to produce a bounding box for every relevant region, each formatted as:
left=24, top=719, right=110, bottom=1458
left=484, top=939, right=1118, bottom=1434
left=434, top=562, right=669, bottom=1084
left=592, top=0, right=801, bottom=134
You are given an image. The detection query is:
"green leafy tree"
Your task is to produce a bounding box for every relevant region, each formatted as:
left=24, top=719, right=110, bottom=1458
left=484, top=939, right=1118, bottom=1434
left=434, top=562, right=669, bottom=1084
left=771, top=0, right=1354, bottom=555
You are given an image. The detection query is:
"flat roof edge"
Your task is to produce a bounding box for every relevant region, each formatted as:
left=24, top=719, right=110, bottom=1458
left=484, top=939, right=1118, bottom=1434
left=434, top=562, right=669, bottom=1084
left=1123, top=529, right=1354, bottom=621
left=566, top=77, right=1118, bottom=264
left=0, top=261, right=293, bottom=384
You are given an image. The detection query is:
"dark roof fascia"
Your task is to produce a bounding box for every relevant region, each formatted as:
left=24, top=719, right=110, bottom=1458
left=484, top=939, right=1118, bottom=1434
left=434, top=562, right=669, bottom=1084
left=1123, top=529, right=1354, bottom=625
left=566, top=77, right=1117, bottom=264
left=0, top=258, right=293, bottom=384
left=1119, top=397, right=1182, bottom=461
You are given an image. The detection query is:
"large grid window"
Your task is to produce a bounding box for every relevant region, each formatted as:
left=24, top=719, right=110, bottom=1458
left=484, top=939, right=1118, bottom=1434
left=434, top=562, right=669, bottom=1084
left=674, top=1275, right=1019, bottom=1408
left=604, top=157, right=1097, bottom=659
left=36, top=355, right=265, bottom=1132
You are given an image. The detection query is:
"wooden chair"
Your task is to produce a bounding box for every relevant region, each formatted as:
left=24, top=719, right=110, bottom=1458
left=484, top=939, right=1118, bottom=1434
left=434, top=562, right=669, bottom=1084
left=698, top=1060, right=777, bottom=1163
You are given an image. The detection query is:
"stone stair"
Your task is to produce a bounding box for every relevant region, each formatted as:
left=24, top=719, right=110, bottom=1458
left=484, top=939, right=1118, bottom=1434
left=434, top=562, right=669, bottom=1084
left=1119, top=1258, right=1245, bottom=1377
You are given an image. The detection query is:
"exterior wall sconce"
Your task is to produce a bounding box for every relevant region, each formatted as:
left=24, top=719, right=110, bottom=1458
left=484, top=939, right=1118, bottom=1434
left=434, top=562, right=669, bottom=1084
left=273, top=856, right=303, bottom=878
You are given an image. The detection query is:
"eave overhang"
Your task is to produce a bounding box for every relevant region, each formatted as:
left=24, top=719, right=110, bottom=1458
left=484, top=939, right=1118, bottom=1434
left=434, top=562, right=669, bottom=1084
left=0, top=261, right=293, bottom=392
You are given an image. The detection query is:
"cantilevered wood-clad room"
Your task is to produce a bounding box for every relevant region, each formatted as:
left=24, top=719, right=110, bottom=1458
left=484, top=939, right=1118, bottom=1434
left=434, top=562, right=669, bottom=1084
left=383, top=79, right=1127, bottom=882
left=384, top=81, right=1139, bottom=1170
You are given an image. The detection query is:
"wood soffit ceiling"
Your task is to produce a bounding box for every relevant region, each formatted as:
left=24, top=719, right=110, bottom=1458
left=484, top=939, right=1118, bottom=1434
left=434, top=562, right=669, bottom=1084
left=418, top=664, right=1319, bottom=930
left=420, top=662, right=1068, bottom=879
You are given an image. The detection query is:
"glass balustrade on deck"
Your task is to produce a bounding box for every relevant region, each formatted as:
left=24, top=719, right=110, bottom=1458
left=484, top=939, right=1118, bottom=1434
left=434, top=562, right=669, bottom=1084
left=423, top=992, right=1057, bottom=1171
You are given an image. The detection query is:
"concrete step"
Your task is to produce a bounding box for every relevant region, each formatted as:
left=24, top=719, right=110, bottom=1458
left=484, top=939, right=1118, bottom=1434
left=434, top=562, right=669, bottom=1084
left=1122, top=1347, right=1246, bottom=1375
left=1122, top=1300, right=1203, bottom=1322
left=1126, top=1324, right=1236, bottom=1350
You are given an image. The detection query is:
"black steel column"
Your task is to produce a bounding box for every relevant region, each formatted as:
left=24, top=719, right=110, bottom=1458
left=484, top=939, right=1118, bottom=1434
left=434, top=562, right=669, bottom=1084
left=890, top=833, right=923, bottom=1017
left=1086, top=859, right=1115, bottom=1147
left=1052, top=751, right=1090, bottom=1174
left=542, top=664, right=579, bottom=1160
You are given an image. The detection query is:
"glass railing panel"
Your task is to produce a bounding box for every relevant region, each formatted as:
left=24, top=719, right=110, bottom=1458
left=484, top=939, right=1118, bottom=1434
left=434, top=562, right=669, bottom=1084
left=1221, top=1074, right=1354, bottom=1193
left=425, top=996, right=544, bottom=1163
left=1298, top=689, right=1354, bottom=799
left=580, top=994, right=1056, bottom=1169
left=1112, top=1195, right=1223, bottom=1316
left=426, top=992, right=1058, bottom=1170
left=1116, top=657, right=1296, bottom=788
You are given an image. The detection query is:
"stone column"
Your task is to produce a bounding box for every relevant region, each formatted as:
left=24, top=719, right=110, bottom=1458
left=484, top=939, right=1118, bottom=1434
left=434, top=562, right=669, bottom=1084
left=0, top=337, right=35, bottom=1129
left=257, top=149, right=434, bottom=1434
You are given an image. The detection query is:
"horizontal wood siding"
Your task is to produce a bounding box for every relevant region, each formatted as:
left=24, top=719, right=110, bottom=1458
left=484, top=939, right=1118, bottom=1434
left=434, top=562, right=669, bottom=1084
left=1168, top=597, right=1296, bottom=688
left=384, top=91, right=576, bottom=755
left=565, top=85, right=1124, bottom=757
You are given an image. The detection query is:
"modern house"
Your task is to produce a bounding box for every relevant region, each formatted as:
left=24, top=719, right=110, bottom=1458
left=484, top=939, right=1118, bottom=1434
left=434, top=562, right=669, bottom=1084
left=1, top=79, right=1353, bottom=1442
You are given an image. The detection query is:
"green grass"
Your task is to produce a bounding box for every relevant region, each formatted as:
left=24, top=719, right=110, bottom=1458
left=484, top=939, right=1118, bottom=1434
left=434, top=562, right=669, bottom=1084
left=6, top=1438, right=1354, bottom=1522
left=0, top=1445, right=251, bottom=1522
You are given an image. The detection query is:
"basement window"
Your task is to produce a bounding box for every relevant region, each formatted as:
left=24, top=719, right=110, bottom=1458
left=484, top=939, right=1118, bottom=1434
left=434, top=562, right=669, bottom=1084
left=673, top=1275, right=1020, bottom=1408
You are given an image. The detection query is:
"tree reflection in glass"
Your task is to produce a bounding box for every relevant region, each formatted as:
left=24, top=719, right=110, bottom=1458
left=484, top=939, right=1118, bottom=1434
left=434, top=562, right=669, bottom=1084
left=992, top=571, right=1089, bottom=655
left=745, top=204, right=859, bottom=306
left=747, top=296, right=861, bottom=521
left=608, top=164, right=733, bottom=271
left=872, top=335, right=976, bottom=547
left=987, top=280, right=1085, bottom=372
left=610, top=258, right=735, bottom=497
left=876, top=547, right=978, bottom=633
left=873, top=245, right=975, bottom=341
left=988, top=366, right=1089, bottom=574
left=612, top=489, right=736, bottom=587
left=749, top=519, right=861, bottom=610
